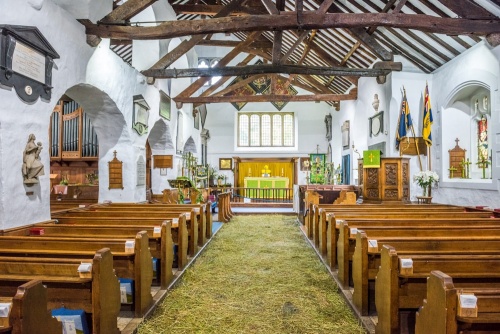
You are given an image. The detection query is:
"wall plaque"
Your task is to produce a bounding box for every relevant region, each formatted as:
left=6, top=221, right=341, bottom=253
left=0, top=25, right=59, bottom=102
left=153, top=155, right=173, bottom=169
left=136, top=155, right=146, bottom=186
left=108, top=150, right=123, bottom=189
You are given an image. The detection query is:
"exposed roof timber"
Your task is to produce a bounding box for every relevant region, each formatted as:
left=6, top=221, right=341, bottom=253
left=436, top=0, right=496, bottom=19
left=171, top=4, right=268, bottom=16
left=174, top=88, right=358, bottom=104
left=79, top=13, right=500, bottom=41
left=141, top=63, right=401, bottom=78
left=99, top=0, right=158, bottom=24
left=147, top=0, right=245, bottom=71
left=176, top=30, right=263, bottom=99
left=272, top=31, right=283, bottom=64
left=197, top=39, right=273, bottom=48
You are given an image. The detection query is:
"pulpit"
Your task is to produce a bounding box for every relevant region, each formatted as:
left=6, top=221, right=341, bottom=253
left=358, top=157, right=410, bottom=202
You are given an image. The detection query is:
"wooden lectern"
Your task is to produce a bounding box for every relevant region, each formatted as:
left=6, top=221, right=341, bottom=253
left=358, top=157, right=410, bottom=202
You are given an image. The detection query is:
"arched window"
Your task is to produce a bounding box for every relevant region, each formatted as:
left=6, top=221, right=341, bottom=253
left=238, top=112, right=295, bottom=147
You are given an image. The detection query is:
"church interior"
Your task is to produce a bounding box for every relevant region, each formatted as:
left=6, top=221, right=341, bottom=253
left=1, top=0, right=500, bottom=333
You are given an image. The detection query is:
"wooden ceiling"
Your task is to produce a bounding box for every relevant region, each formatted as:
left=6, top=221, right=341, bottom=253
left=80, top=0, right=500, bottom=107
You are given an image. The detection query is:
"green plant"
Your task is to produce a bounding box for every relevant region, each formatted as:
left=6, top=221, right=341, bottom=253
left=59, top=178, right=68, bottom=185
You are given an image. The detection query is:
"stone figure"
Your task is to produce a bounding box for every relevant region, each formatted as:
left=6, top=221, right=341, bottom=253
left=372, top=94, right=380, bottom=112
left=22, top=134, right=45, bottom=185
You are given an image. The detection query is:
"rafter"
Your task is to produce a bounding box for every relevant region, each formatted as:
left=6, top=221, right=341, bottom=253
left=147, top=0, right=245, bottom=71
left=99, top=0, right=158, bottom=24
left=174, top=88, right=358, bottom=104
left=171, top=4, right=267, bottom=16
left=141, top=63, right=400, bottom=79
left=80, top=13, right=499, bottom=41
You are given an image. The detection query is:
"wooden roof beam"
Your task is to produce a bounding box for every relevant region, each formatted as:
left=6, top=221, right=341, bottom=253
left=142, top=63, right=400, bottom=78
left=99, top=0, right=158, bottom=24
left=174, top=88, right=358, bottom=104
left=80, top=13, right=499, bottom=41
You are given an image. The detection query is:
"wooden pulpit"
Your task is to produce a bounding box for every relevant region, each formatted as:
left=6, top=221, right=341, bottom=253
left=358, top=157, right=410, bottom=202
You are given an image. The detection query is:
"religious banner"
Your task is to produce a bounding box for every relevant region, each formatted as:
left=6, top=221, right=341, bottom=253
left=363, top=150, right=381, bottom=168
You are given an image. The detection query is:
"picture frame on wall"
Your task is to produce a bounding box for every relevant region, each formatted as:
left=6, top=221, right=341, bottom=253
left=341, top=120, right=350, bottom=150
left=219, top=158, right=232, bottom=170
left=300, top=157, right=311, bottom=171
left=159, top=90, right=171, bottom=120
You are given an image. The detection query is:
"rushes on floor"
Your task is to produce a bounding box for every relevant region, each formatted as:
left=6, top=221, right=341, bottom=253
left=137, top=214, right=365, bottom=334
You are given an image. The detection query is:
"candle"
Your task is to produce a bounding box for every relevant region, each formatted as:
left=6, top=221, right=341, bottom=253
left=282, top=168, right=284, bottom=174
left=249, top=168, right=251, bottom=174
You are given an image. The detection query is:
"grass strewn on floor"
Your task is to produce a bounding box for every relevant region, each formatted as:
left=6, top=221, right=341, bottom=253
left=137, top=215, right=365, bottom=334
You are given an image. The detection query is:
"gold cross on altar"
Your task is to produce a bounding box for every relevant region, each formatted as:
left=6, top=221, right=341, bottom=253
left=369, top=152, right=374, bottom=162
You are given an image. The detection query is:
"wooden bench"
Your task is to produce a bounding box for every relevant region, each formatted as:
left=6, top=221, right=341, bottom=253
left=8, top=220, right=178, bottom=288
left=0, top=280, right=62, bottom=334
left=217, top=192, right=233, bottom=223
left=48, top=215, right=189, bottom=271
left=416, top=270, right=500, bottom=334
left=352, top=231, right=500, bottom=316
left=0, top=232, right=152, bottom=317
left=97, top=202, right=213, bottom=241
left=314, top=209, right=493, bottom=252
left=53, top=208, right=200, bottom=257
left=0, top=248, right=121, bottom=333
left=375, top=246, right=500, bottom=334
left=327, top=214, right=500, bottom=267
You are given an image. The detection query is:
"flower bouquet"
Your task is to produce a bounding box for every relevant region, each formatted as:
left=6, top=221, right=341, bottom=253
left=413, top=170, right=439, bottom=197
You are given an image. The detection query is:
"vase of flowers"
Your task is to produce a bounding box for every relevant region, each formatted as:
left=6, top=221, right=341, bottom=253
left=413, top=170, right=439, bottom=197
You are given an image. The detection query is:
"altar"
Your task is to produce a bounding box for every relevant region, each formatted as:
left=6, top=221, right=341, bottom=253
left=244, top=177, right=290, bottom=199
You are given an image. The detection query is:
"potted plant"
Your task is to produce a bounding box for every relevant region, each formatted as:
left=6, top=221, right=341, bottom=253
left=413, top=170, right=439, bottom=197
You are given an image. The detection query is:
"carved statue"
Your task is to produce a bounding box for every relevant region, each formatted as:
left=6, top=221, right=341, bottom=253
left=22, top=134, right=45, bottom=185
left=372, top=94, right=380, bottom=112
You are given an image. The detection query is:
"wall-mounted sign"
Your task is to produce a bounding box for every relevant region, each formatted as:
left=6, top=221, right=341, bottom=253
left=136, top=155, right=146, bottom=186
left=0, top=25, right=59, bottom=102
left=108, top=150, right=124, bottom=190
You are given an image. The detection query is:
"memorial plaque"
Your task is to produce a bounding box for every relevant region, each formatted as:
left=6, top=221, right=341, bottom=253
left=136, top=155, right=146, bottom=186
left=108, top=151, right=123, bottom=190
left=0, top=25, right=59, bottom=102
left=12, top=41, right=46, bottom=83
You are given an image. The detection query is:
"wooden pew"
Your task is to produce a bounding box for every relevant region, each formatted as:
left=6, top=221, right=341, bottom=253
left=0, top=248, right=121, bottom=334
left=375, top=246, right=500, bottom=334
left=53, top=208, right=200, bottom=257
left=94, top=202, right=212, bottom=243
left=416, top=270, right=500, bottom=334
left=9, top=221, right=177, bottom=288
left=352, top=231, right=500, bottom=316
left=0, top=280, right=62, bottom=334
left=307, top=202, right=464, bottom=242
left=330, top=216, right=500, bottom=269
left=0, top=233, right=152, bottom=317
left=49, top=215, right=189, bottom=271
left=314, top=209, right=493, bottom=252
left=217, top=192, right=233, bottom=223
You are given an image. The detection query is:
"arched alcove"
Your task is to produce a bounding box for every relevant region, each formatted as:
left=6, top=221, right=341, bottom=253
left=149, top=119, right=174, bottom=151
left=441, top=82, right=492, bottom=183
left=183, top=136, right=197, bottom=153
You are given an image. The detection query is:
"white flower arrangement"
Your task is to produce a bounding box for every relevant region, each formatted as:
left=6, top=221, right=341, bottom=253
left=413, top=170, right=439, bottom=188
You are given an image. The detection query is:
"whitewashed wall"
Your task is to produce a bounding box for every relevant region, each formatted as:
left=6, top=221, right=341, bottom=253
left=0, top=0, right=197, bottom=229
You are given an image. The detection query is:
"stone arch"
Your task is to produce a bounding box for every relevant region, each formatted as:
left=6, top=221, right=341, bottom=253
left=148, top=119, right=174, bottom=151
left=183, top=136, right=197, bottom=153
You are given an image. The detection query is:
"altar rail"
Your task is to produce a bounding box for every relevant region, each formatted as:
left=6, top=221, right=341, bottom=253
left=211, top=187, right=294, bottom=204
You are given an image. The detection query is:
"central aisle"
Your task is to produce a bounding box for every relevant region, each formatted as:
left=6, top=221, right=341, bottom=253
left=138, top=214, right=364, bottom=334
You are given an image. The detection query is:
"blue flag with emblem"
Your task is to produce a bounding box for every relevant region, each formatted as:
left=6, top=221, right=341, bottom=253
left=396, top=88, right=412, bottom=150
left=422, top=83, right=433, bottom=146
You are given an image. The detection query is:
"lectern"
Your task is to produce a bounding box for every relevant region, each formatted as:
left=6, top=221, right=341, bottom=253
left=358, top=157, right=410, bottom=202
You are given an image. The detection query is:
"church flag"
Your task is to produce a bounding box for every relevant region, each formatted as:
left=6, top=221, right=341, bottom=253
left=396, top=88, right=412, bottom=150
left=422, top=83, right=433, bottom=146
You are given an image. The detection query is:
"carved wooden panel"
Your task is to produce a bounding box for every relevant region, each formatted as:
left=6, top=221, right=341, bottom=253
left=360, top=157, right=410, bottom=202
left=108, top=150, right=123, bottom=190
left=448, top=139, right=466, bottom=178
left=384, top=163, right=398, bottom=186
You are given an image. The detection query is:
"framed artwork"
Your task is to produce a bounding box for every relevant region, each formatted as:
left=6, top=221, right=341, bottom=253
left=160, top=168, right=167, bottom=176
left=341, top=120, right=350, bottom=150
left=310, top=154, right=326, bottom=184
left=300, top=157, right=311, bottom=171
left=132, top=95, right=150, bottom=136
left=369, top=111, right=384, bottom=137
left=219, top=158, right=232, bottom=170
left=159, top=90, right=171, bottom=120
